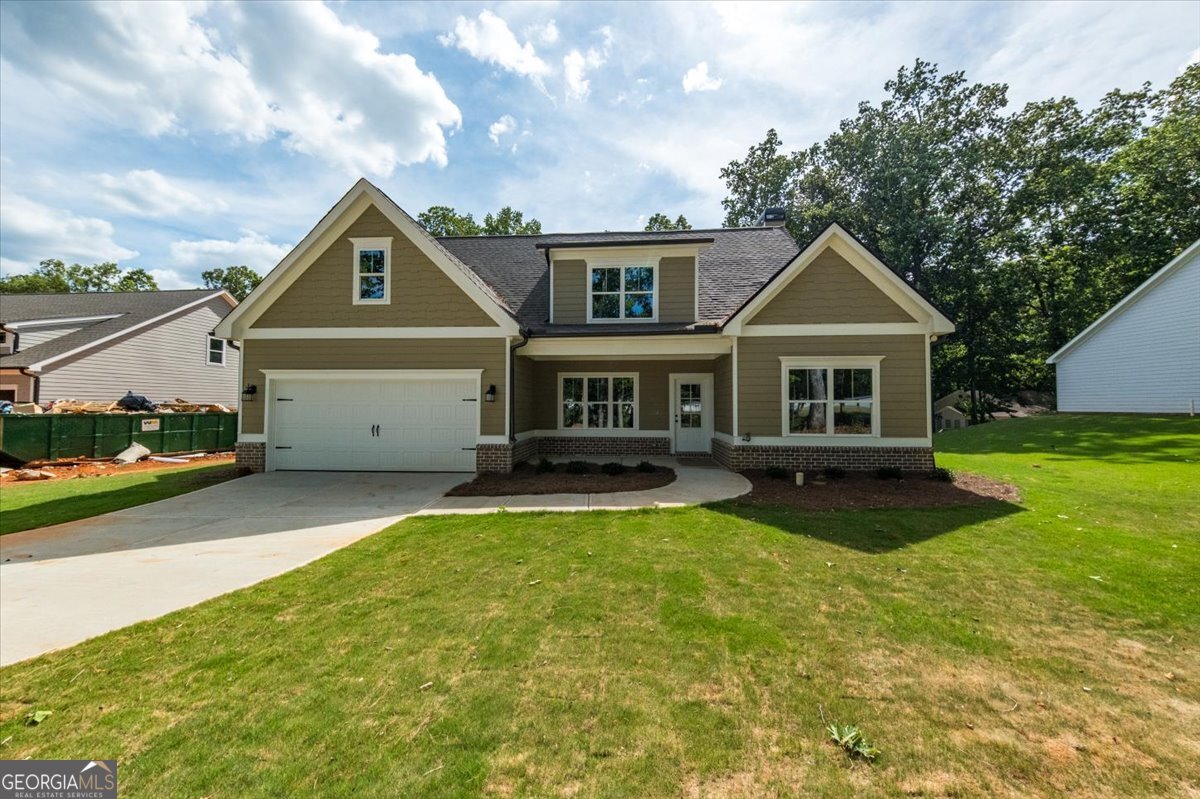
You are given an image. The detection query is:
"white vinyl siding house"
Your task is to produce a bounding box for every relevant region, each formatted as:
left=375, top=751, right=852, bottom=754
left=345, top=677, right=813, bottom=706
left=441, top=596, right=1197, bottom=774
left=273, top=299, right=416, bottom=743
left=1048, top=241, right=1200, bottom=414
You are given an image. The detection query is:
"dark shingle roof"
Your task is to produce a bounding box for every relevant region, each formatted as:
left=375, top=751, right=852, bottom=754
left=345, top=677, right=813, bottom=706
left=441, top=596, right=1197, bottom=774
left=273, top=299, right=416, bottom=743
left=437, top=227, right=799, bottom=331
left=0, top=289, right=229, bottom=368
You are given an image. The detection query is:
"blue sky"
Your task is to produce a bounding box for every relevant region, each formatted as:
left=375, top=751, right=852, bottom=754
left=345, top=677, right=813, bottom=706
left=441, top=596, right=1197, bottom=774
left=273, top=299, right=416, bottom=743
left=1, top=0, right=1197, bottom=288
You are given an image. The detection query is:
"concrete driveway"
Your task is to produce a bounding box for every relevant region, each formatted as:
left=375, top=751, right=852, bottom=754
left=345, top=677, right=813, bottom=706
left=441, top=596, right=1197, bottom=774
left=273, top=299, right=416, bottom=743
left=0, top=471, right=463, bottom=666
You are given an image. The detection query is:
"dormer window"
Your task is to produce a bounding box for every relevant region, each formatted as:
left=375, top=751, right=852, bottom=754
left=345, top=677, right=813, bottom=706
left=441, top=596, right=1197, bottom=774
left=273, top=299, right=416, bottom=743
left=352, top=237, right=392, bottom=305
left=588, top=264, right=656, bottom=321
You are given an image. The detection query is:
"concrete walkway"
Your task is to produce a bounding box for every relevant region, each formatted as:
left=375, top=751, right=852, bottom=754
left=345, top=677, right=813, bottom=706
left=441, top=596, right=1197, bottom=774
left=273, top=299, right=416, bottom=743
left=0, top=459, right=748, bottom=666
left=0, top=471, right=461, bottom=666
left=420, top=456, right=750, bottom=514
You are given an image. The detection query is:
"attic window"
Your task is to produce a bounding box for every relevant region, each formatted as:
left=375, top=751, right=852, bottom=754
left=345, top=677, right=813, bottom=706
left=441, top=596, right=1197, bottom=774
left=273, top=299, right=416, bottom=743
left=352, top=237, right=392, bottom=305
left=588, top=264, right=656, bottom=322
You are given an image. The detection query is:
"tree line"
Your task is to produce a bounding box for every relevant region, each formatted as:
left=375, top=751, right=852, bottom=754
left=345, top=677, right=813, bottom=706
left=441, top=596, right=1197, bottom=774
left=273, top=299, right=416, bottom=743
left=722, top=61, right=1198, bottom=414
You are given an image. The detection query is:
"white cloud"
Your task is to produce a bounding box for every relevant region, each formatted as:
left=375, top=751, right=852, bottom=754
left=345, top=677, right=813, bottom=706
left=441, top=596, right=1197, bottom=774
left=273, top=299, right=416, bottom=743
left=440, top=10, right=550, bottom=81
left=488, top=114, right=518, bottom=145
left=93, top=170, right=222, bottom=218
left=530, top=20, right=559, bottom=45
left=682, top=61, right=722, bottom=93
left=0, top=189, right=137, bottom=272
left=147, top=268, right=195, bottom=290
left=0, top=2, right=461, bottom=175
left=170, top=231, right=291, bottom=272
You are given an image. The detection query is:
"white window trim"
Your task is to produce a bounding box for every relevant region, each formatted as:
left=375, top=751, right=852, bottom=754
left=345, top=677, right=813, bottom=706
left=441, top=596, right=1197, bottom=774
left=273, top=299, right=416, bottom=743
left=586, top=261, right=659, bottom=323
left=206, top=335, right=226, bottom=367
left=557, top=372, right=640, bottom=432
left=779, top=356, right=883, bottom=438
left=351, top=236, right=392, bottom=306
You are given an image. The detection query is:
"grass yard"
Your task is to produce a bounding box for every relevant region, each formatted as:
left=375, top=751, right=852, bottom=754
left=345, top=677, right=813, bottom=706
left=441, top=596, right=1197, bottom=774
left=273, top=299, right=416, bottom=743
left=0, top=462, right=241, bottom=535
left=1, top=414, right=1197, bottom=797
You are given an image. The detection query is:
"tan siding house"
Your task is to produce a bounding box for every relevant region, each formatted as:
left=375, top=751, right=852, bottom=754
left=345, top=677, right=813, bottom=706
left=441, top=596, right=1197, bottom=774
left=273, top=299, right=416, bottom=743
left=214, top=179, right=954, bottom=474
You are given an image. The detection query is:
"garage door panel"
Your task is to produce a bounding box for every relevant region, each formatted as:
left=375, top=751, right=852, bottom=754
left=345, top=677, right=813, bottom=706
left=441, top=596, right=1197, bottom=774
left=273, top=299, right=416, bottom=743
left=271, top=376, right=478, bottom=472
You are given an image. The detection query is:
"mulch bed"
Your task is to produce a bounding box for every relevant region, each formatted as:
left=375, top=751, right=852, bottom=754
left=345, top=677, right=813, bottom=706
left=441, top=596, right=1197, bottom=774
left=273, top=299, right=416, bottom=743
left=448, top=461, right=676, bottom=496
left=736, top=469, right=1019, bottom=511
left=0, top=452, right=235, bottom=486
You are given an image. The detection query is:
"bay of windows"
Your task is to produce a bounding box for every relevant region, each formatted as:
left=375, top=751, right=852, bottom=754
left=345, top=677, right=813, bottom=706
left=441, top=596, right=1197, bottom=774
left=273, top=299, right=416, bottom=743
left=590, top=265, right=655, bottom=321
left=561, top=375, right=636, bottom=429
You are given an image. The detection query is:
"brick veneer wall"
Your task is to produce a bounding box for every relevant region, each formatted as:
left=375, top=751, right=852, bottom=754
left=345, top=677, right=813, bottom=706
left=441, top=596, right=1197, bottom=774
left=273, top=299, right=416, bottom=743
left=235, top=441, right=266, bottom=473
left=535, top=436, right=671, bottom=458
left=711, top=439, right=935, bottom=472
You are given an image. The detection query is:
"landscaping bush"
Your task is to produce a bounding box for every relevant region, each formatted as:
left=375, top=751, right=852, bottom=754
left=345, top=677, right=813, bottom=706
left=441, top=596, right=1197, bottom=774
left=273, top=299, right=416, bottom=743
left=535, top=458, right=555, bottom=474
left=765, top=466, right=789, bottom=480
left=635, top=461, right=656, bottom=473
left=601, top=462, right=626, bottom=476
left=876, top=466, right=904, bottom=480
left=930, top=466, right=954, bottom=482
left=823, top=466, right=847, bottom=480
left=565, top=460, right=590, bottom=475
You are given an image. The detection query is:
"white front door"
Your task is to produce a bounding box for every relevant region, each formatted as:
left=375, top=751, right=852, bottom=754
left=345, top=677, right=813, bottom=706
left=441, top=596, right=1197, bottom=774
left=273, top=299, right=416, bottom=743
left=269, top=376, right=478, bottom=472
left=671, top=373, right=713, bottom=454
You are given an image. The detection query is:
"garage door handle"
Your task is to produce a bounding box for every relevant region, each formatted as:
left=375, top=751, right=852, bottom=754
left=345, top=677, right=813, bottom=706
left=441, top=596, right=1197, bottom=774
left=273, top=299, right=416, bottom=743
left=461, top=447, right=476, bottom=451
left=275, top=446, right=292, bottom=450
left=276, top=398, right=294, bottom=402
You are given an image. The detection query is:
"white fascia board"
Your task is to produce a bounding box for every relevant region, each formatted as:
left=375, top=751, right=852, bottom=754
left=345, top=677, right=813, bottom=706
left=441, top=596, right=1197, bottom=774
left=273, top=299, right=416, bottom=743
left=6, top=314, right=121, bottom=329
left=742, top=323, right=931, bottom=336
left=1046, top=238, right=1200, bottom=364
left=546, top=243, right=712, bottom=262
left=724, top=224, right=954, bottom=336
left=28, top=292, right=229, bottom=371
left=243, top=327, right=505, bottom=339
left=521, top=334, right=731, bottom=358
left=260, top=369, right=484, bottom=381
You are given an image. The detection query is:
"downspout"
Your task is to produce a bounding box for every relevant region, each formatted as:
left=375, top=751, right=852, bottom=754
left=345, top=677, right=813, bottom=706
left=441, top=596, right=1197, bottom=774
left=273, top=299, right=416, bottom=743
left=508, top=330, right=530, bottom=443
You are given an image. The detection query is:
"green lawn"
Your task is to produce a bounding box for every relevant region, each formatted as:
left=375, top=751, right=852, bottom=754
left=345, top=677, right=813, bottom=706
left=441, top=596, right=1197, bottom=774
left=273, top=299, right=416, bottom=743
left=0, top=462, right=241, bottom=535
left=1, top=414, right=1197, bottom=797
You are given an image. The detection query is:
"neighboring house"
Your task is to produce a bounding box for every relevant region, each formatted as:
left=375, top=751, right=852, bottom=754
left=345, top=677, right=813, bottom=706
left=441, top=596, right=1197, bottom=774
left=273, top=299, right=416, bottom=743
left=0, top=290, right=240, bottom=406
left=214, top=179, right=955, bottom=474
left=1047, top=240, right=1199, bottom=414
left=935, top=405, right=967, bottom=431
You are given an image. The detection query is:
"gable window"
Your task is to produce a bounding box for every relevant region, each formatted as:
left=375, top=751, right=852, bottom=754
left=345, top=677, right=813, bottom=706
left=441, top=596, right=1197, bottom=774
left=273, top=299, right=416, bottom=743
left=352, top=237, right=392, bottom=305
left=589, top=265, right=655, bottom=321
left=207, top=335, right=226, bottom=366
left=780, top=357, right=881, bottom=437
left=560, top=374, right=637, bottom=429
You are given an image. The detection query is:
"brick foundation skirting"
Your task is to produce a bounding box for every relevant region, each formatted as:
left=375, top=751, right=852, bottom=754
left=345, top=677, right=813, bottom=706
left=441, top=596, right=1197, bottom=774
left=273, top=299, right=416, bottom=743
left=534, top=436, right=671, bottom=458
left=235, top=441, right=266, bottom=473
left=712, top=440, right=935, bottom=472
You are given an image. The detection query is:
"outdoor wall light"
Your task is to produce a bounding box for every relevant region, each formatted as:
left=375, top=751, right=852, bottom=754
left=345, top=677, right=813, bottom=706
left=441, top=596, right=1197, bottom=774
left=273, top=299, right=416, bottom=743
left=484, top=384, right=497, bottom=403
left=242, top=384, right=258, bottom=402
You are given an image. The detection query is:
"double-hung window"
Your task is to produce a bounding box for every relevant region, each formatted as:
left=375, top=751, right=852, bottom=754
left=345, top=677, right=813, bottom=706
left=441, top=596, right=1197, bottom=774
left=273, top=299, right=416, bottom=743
left=560, top=375, right=637, bottom=430
left=206, top=335, right=226, bottom=366
left=589, top=264, right=655, bottom=321
left=780, top=357, right=881, bottom=436
left=352, top=237, right=392, bottom=305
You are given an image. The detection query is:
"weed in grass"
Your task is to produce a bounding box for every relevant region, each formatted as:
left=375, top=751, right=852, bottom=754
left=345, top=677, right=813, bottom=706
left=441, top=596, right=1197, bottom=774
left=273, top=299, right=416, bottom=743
left=827, top=723, right=880, bottom=762
left=23, top=710, right=52, bottom=726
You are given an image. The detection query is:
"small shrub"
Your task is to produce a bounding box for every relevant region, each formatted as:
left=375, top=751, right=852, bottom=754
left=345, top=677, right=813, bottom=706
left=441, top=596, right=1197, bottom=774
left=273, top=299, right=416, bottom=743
left=876, top=466, right=904, bottom=480
left=601, top=461, right=626, bottom=476
left=565, top=460, right=590, bottom=475
left=827, top=723, right=880, bottom=762
left=823, top=466, right=847, bottom=480
left=535, top=458, right=555, bottom=474
left=930, top=466, right=954, bottom=482
left=765, top=466, right=789, bottom=480
left=636, top=460, right=656, bottom=473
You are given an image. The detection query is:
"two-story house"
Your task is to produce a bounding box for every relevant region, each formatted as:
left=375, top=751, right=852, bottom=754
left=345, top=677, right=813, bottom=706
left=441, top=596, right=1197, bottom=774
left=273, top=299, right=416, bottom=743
left=214, top=179, right=954, bottom=474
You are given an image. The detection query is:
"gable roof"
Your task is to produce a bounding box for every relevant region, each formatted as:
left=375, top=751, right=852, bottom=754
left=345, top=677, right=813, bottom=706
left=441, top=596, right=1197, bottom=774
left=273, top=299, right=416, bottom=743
left=722, top=222, right=955, bottom=335
left=438, top=226, right=800, bottom=331
left=214, top=179, right=520, bottom=339
left=0, top=289, right=233, bottom=370
left=1046, top=239, right=1200, bottom=364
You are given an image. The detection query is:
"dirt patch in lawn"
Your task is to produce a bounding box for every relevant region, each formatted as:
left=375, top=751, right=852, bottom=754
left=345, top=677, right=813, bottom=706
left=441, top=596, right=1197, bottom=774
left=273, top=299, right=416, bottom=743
left=448, top=461, right=676, bottom=496
left=0, top=452, right=236, bottom=486
left=736, top=469, right=1018, bottom=510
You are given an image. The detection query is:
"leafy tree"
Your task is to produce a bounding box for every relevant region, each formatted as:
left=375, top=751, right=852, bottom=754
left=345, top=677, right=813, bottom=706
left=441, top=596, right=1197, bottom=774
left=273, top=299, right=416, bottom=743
left=0, top=259, right=158, bottom=293
left=201, top=265, right=262, bottom=301
left=644, top=213, right=692, bottom=231
left=418, top=205, right=542, bottom=236
left=482, top=206, right=542, bottom=235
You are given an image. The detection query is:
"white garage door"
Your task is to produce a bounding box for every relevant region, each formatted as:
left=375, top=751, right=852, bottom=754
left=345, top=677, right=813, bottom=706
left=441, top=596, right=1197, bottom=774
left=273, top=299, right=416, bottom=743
left=270, top=376, right=478, bottom=472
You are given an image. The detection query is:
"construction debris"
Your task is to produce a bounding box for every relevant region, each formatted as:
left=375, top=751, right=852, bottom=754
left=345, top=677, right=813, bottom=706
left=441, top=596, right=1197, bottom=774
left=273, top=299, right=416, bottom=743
left=45, top=396, right=234, bottom=414
left=113, top=443, right=151, bottom=465
left=149, top=456, right=188, bottom=464
left=13, top=469, right=55, bottom=481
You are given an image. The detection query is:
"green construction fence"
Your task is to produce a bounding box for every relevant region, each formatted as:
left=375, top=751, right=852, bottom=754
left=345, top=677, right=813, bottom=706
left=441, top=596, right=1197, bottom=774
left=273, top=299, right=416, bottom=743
left=0, top=412, right=238, bottom=465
